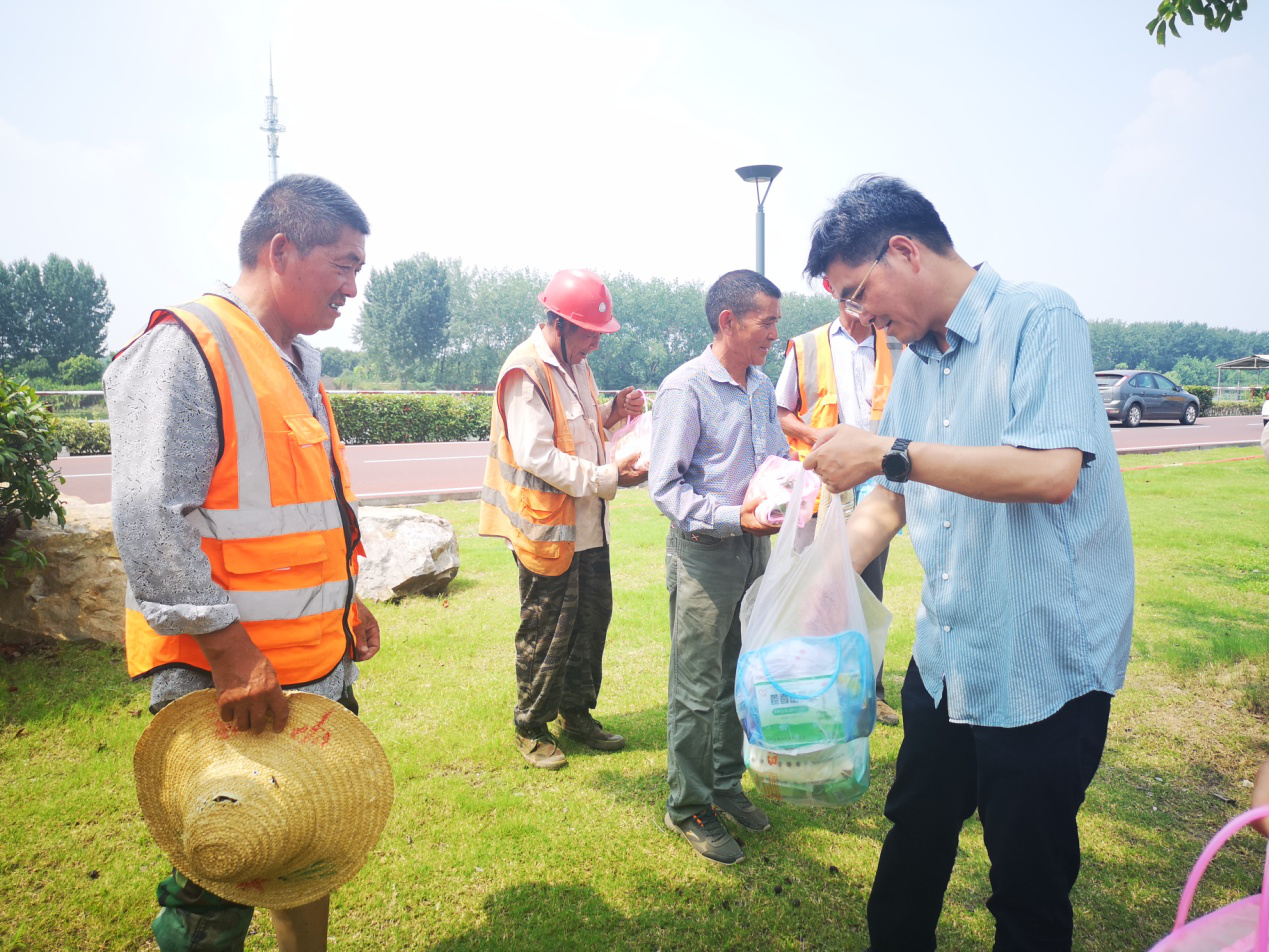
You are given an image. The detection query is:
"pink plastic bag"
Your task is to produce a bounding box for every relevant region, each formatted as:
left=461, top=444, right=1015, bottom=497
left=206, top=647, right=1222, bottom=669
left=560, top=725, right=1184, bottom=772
left=743, top=456, right=822, bottom=529
left=610, top=407, right=650, bottom=469
left=1148, top=805, right=1269, bottom=952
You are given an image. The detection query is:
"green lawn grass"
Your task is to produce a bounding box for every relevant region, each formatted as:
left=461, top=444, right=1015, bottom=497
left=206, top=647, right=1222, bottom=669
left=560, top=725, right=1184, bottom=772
left=1, top=447, right=1266, bottom=950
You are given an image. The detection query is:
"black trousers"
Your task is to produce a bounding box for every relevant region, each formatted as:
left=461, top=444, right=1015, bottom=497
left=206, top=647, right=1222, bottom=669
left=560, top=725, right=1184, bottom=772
left=867, top=659, right=1111, bottom=952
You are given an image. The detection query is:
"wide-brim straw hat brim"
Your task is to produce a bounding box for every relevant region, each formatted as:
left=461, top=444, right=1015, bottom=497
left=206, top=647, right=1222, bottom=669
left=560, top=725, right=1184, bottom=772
left=134, top=690, right=393, bottom=909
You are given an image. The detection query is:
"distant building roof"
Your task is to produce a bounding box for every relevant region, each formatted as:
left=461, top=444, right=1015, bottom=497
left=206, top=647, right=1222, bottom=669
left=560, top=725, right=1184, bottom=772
left=1216, top=354, right=1269, bottom=370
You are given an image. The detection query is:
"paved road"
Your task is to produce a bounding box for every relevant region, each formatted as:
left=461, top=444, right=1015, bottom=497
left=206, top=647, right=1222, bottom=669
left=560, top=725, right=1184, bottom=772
left=53, top=415, right=1265, bottom=507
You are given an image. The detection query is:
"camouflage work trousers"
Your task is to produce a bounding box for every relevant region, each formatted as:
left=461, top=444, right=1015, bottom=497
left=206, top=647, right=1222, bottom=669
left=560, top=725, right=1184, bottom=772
left=513, top=545, right=613, bottom=735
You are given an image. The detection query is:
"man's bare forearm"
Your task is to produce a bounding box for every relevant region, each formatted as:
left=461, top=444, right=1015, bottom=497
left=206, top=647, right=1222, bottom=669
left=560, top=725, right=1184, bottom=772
left=805, top=425, right=1083, bottom=505
left=846, top=486, right=906, bottom=574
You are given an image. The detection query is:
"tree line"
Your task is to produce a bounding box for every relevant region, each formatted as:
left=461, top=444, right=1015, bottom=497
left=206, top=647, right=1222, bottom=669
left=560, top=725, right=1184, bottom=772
left=1, top=251, right=1266, bottom=392
left=0, top=255, right=113, bottom=387
left=346, top=254, right=1269, bottom=391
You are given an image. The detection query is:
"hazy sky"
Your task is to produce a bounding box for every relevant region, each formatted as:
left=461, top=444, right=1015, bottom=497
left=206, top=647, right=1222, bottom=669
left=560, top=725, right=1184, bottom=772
left=2, top=0, right=1265, bottom=354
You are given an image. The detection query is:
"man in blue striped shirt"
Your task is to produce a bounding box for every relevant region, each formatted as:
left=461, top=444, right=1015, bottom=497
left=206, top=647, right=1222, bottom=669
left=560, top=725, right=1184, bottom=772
left=802, top=177, right=1133, bottom=952
left=649, top=270, right=790, bottom=866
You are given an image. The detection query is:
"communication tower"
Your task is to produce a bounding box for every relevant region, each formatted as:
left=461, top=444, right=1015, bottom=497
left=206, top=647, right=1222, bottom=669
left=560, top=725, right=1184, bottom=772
left=260, top=55, right=285, bottom=183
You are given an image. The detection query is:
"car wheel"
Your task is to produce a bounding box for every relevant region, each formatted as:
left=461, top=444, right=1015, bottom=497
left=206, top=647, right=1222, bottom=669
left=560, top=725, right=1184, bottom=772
left=1123, top=403, right=1142, bottom=428
left=1180, top=403, right=1197, bottom=425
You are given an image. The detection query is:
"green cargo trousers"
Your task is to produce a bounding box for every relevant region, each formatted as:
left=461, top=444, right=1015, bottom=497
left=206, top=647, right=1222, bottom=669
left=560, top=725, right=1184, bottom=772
left=665, top=527, right=769, bottom=823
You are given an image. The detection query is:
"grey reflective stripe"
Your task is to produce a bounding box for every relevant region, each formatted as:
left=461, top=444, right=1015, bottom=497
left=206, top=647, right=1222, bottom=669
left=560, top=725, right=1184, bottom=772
left=185, top=499, right=346, bottom=540
left=494, top=458, right=559, bottom=495
left=181, top=300, right=272, bottom=509
left=526, top=362, right=554, bottom=402
left=872, top=335, right=904, bottom=433
left=479, top=486, right=575, bottom=542
left=125, top=584, right=140, bottom=612
left=230, top=579, right=349, bottom=623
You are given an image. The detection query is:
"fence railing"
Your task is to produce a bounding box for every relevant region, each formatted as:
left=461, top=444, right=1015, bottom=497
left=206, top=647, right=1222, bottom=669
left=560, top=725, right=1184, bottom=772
left=35, top=390, right=109, bottom=420
left=1213, top=387, right=1262, bottom=402
left=35, top=389, right=648, bottom=425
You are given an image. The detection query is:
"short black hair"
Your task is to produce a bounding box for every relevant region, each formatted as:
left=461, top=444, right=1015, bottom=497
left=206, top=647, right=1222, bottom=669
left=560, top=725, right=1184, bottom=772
left=705, top=270, right=782, bottom=334
left=804, top=175, right=953, bottom=279
left=238, top=174, right=370, bottom=268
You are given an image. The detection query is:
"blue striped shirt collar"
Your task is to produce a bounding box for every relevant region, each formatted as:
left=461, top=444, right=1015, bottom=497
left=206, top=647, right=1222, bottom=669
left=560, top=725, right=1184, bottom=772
left=909, top=262, right=997, bottom=362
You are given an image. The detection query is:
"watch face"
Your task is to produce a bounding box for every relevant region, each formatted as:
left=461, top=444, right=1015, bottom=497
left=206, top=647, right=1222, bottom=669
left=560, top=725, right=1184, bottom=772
left=883, top=449, right=909, bottom=481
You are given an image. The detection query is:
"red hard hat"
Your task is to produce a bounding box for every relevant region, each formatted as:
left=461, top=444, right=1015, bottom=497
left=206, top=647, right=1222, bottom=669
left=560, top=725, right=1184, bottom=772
left=538, top=269, right=620, bottom=333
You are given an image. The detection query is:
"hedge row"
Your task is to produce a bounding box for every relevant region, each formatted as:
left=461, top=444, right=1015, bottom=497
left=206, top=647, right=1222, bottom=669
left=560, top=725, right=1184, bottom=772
left=1187, top=386, right=1214, bottom=412
left=327, top=393, right=493, bottom=445
left=48, top=394, right=496, bottom=455
left=51, top=418, right=111, bottom=456
left=47, top=391, right=1261, bottom=456
left=1205, top=400, right=1262, bottom=417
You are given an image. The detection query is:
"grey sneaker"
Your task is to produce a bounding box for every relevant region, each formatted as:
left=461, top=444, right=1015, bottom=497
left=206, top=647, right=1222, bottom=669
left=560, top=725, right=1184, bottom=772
left=665, top=808, right=744, bottom=866
left=514, top=729, right=566, bottom=770
left=713, top=789, right=772, bottom=833
left=558, top=710, right=626, bottom=751
left=876, top=698, right=901, bottom=727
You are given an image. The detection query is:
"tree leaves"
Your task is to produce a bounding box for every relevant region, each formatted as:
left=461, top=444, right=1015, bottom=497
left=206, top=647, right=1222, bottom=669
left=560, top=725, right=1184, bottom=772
left=1147, top=0, right=1250, bottom=44
left=0, top=255, right=113, bottom=368
left=357, top=253, right=452, bottom=384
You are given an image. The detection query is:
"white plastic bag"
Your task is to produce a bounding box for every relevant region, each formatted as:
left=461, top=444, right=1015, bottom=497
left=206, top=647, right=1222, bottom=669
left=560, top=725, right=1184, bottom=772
left=739, top=467, right=891, bottom=670
left=735, top=466, right=892, bottom=809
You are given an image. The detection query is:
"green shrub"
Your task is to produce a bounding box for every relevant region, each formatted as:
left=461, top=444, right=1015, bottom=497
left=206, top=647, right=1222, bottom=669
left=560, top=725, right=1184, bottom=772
left=330, top=393, right=493, bottom=445
left=1205, top=400, right=1260, bottom=417
left=56, top=353, right=104, bottom=386
left=51, top=417, right=111, bottom=455
left=1250, top=385, right=1265, bottom=402
left=1187, top=385, right=1214, bottom=412
left=8, top=356, right=50, bottom=380
left=0, top=372, right=66, bottom=586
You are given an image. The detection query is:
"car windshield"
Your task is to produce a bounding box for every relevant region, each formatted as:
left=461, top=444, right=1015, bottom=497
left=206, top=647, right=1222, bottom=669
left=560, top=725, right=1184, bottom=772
left=1094, top=373, right=1126, bottom=388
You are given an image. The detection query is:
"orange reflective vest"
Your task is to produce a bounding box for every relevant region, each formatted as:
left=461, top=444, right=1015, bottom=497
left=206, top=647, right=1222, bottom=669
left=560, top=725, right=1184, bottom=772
left=119, top=294, right=364, bottom=686
left=785, top=323, right=904, bottom=458
left=478, top=339, right=605, bottom=577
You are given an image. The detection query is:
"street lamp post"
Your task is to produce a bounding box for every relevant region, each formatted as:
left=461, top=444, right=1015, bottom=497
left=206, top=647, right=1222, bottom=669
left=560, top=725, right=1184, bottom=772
left=735, top=165, right=782, bottom=275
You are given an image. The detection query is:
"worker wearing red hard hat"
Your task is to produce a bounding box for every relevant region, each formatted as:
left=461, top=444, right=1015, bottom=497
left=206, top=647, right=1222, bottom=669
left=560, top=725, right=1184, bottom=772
left=479, top=268, right=648, bottom=769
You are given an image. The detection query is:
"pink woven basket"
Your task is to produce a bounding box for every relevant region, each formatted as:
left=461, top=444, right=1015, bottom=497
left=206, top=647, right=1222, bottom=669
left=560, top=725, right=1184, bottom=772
left=1149, top=805, right=1269, bottom=952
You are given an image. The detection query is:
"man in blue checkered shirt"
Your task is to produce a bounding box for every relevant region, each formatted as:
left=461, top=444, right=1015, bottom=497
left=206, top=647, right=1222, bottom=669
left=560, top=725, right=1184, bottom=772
left=649, top=269, right=790, bottom=867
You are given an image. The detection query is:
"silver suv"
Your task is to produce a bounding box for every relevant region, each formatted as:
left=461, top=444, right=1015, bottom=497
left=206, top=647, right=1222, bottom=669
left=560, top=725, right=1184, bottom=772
left=1095, top=371, right=1200, bottom=427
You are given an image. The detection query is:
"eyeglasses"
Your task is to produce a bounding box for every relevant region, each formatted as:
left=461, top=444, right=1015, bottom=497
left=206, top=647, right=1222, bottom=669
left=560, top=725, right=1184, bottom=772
left=823, top=242, right=888, bottom=317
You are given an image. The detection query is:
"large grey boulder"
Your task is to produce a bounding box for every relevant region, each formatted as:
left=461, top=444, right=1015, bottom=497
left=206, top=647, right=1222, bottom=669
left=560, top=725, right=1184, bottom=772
left=355, top=506, right=459, bottom=601
left=0, top=496, right=126, bottom=645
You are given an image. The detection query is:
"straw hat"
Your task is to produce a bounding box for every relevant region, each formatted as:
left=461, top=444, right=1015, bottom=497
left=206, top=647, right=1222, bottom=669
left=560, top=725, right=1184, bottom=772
left=134, top=690, right=394, bottom=909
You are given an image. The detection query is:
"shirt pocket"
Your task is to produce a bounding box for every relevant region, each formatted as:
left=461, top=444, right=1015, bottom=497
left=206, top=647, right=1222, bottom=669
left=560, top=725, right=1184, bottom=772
left=220, top=532, right=329, bottom=591
left=283, top=413, right=332, bottom=500
left=812, top=393, right=839, bottom=425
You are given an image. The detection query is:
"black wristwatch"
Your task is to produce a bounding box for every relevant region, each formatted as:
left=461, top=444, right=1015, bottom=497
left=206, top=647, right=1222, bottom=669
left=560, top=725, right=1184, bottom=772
left=881, top=438, right=913, bottom=483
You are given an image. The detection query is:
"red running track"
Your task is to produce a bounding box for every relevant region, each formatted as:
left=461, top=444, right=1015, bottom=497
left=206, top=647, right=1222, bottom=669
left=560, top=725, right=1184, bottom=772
left=51, top=417, right=1266, bottom=507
